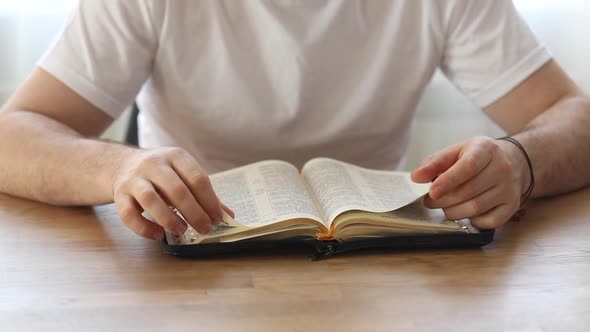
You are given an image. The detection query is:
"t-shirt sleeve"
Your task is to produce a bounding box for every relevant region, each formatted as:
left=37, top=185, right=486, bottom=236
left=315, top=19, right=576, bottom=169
left=37, top=0, right=158, bottom=119
left=440, top=0, right=552, bottom=108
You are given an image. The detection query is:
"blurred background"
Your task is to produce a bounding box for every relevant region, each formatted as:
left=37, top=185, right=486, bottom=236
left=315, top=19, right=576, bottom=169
left=1, top=0, right=589, bottom=170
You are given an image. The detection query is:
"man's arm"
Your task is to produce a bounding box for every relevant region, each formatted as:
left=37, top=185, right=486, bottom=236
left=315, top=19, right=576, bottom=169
left=485, top=60, right=590, bottom=197
left=0, top=68, right=116, bottom=204
left=0, top=68, right=231, bottom=240
left=412, top=60, right=590, bottom=228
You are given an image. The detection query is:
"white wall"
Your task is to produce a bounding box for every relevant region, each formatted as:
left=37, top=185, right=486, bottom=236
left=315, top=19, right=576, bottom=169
left=1, top=1, right=589, bottom=167
left=0, top=1, right=76, bottom=100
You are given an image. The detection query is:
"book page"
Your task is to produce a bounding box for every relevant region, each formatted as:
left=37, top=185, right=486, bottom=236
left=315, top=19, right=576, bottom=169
left=302, top=158, right=430, bottom=225
left=210, top=160, right=324, bottom=227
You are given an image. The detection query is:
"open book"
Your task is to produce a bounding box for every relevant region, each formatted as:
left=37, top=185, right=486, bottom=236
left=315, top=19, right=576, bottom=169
left=164, top=158, right=483, bottom=251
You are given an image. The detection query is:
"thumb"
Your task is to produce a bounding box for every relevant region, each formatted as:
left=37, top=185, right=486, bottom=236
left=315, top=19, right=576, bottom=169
left=411, top=143, right=462, bottom=183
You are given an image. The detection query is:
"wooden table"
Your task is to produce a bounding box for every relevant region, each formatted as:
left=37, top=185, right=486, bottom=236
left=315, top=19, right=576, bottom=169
left=1, top=188, right=589, bottom=332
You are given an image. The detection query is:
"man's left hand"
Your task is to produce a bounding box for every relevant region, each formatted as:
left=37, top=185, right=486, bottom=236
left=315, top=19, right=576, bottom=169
left=411, top=136, right=530, bottom=229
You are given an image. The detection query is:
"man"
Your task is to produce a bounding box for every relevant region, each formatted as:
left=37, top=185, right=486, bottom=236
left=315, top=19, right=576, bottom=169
left=0, top=1, right=589, bottom=241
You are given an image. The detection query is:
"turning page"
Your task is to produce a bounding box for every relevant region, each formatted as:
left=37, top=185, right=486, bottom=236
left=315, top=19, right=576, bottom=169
left=302, top=158, right=430, bottom=226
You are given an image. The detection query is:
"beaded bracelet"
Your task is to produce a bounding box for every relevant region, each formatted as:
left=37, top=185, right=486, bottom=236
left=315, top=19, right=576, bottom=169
left=497, top=136, right=535, bottom=206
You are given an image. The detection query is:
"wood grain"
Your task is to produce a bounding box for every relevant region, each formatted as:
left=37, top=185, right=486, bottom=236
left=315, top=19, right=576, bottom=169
left=0, top=188, right=589, bottom=332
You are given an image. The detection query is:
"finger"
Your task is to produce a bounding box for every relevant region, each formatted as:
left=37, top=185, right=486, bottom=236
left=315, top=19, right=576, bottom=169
left=441, top=185, right=504, bottom=221
left=149, top=167, right=214, bottom=233
left=220, top=201, right=235, bottom=219
left=469, top=203, right=517, bottom=229
left=411, top=143, right=462, bottom=183
left=115, top=194, right=164, bottom=240
left=168, top=151, right=223, bottom=224
left=429, top=144, right=492, bottom=199
left=132, top=179, right=188, bottom=236
left=424, top=158, right=501, bottom=209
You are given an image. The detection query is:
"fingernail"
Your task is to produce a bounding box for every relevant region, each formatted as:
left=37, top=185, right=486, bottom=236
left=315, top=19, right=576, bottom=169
left=213, top=214, right=221, bottom=225
left=429, top=187, right=440, bottom=199
left=198, top=224, right=211, bottom=235
left=175, top=223, right=187, bottom=235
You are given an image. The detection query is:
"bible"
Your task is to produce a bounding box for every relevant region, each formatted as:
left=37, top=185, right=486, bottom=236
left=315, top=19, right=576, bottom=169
left=162, top=158, right=493, bottom=259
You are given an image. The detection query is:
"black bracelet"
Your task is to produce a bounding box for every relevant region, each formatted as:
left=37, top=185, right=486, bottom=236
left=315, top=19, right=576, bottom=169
left=497, top=136, right=535, bottom=206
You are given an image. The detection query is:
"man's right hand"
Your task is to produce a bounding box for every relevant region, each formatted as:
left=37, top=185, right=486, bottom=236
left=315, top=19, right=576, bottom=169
left=112, top=147, right=234, bottom=240
left=0, top=68, right=234, bottom=240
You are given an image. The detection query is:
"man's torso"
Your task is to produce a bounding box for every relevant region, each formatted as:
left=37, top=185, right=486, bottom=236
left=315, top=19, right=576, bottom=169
left=137, top=0, right=446, bottom=172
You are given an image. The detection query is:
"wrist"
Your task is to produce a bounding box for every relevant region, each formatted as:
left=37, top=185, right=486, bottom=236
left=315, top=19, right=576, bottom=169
left=497, top=136, right=535, bottom=204
left=94, top=141, right=141, bottom=201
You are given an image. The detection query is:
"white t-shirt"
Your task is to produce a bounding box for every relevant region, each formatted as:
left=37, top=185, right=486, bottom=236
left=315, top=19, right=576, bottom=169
left=39, top=0, right=550, bottom=173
